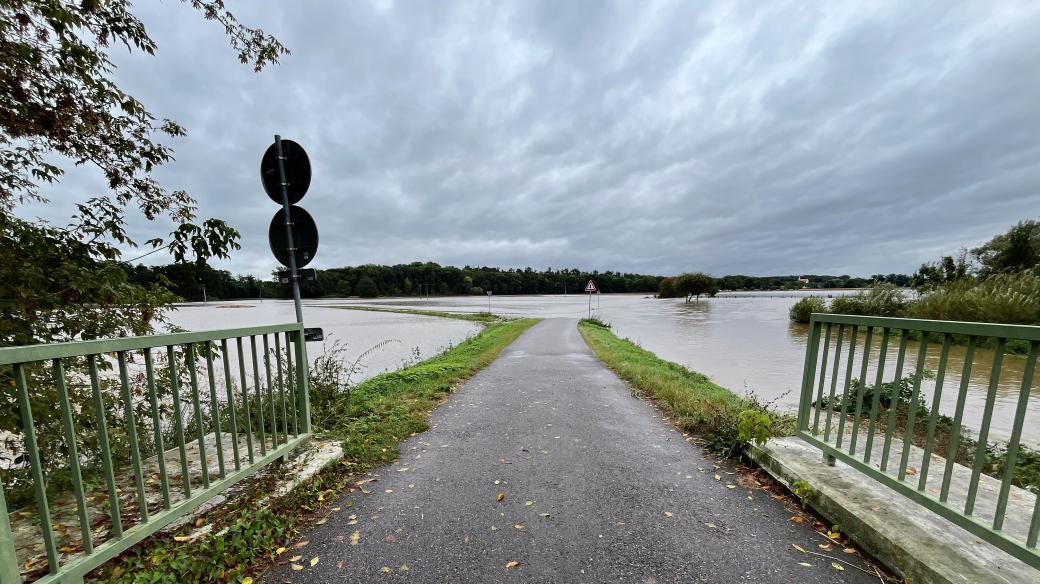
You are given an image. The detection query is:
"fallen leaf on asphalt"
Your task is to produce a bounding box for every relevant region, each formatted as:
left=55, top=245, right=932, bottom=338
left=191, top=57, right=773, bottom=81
left=505, top=561, right=520, bottom=568
left=792, top=544, right=806, bottom=553
left=789, top=515, right=804, bottom=524
left=381, top=567, right=391, bottom=573
left=514, top=524, right=525, bottom=529
left=385, top=489, right=393, bottom=494
left=350, top=531, right=361, bottom=545
left=705, top=523, right=717, bottom=529
left=714, top=475, right=722, bottom=481
left=905, top=467, right=918, bottom=476
left=331, top=506, right=341, bottom=512
left=276, top=547, right=286, bottom=555
left=315, top=518, right=327, bottom=525
left=832, top=562, right=844, bottom=571
left=826, top=531, right=841, bottom=539
left=798, top=562, right=812, bottom=567
left=310, top=557, right=320, bottom=567
left=726, top=485, right=736, bottom=489
left=295, top=540, right=310, bottom=548
left=663, top=512, right=673, bottom=517
left=843, top=547, right=856, bottom=554
left=496, top=493, right=505, bottom=502
left=525, top=501, right=533, bottom=506
left=818, top=543, right=831, bottom=551
left=495, top=479, right=501, bottom=484
left=291, top=564, right=303, bottom=571
left=539, top=513, right=551, bottom=517
left=290, top=555, right=302, bottom=562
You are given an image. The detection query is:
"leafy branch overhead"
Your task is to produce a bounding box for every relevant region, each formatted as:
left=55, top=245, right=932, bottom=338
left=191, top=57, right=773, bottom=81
left=0, top=1, right=287, bottom=347
left=0, top=0, right=285, bottom=254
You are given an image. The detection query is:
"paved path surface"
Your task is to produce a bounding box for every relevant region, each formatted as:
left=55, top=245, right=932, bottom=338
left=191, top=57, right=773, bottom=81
left=268, top=319, right=879, bottom=583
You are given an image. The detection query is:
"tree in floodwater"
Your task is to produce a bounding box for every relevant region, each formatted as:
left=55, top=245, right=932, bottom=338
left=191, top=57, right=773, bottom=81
left=658, top=272, right=719, bottom=302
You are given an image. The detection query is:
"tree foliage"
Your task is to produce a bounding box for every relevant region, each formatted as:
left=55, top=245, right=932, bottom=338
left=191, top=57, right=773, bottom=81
left=1, top=1, right=288, bottom=346
left=658, top=272, right=719, bottom=301
left=0, top=0, right=286, bottom=521
left=972, top=219, right=1040, bottom=276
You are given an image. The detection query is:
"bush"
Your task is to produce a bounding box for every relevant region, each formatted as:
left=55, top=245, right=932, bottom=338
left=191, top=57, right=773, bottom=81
left=789, top=296, right=827, bottom=323
left=470, top=287, right=484, bottom=295
left=829, top=284, right=909, bottom=317
left=908, top=270, right=1040, bottom=325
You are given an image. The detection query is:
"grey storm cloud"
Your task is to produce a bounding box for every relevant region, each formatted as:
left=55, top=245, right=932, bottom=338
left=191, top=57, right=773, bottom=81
left=29, top=0, right=1040, bottom=277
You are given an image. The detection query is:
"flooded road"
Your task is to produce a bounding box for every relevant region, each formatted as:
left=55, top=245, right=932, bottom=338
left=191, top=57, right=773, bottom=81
left=319, top=293, right=1039, bottom=447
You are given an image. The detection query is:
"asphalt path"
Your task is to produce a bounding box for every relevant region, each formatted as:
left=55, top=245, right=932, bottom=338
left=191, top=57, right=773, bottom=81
left=267, top=318, right=878, bottom=583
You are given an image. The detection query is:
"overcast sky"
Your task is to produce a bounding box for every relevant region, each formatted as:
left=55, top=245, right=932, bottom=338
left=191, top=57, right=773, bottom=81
left=33, top=1, right=1040, bottom=277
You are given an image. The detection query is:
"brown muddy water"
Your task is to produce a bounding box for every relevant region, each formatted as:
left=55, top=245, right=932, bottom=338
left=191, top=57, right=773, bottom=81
left=320, top=292, right=1039, bottom=447
left=166, top=301, right=481, bottom=384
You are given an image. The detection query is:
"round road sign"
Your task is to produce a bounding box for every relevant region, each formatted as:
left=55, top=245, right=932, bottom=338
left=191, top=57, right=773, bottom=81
left=268, top=205, right=319, bottom=268
left=261, top=139, right=311, bottom=204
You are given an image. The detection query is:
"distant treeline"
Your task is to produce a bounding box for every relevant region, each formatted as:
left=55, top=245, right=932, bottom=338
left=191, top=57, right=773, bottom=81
left=125, top=262, right=911, bottom=302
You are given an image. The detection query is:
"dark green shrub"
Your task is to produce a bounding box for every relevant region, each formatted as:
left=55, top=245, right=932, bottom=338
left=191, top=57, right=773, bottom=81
left=789, top=296, right=827, bottom=323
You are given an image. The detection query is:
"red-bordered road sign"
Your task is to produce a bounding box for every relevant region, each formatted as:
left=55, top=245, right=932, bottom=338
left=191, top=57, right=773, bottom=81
left=585, top=280, right=597, bottom=293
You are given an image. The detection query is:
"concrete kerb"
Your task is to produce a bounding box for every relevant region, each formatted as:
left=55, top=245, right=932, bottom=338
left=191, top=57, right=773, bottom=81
left=748, top=436, right=1036, bottom=584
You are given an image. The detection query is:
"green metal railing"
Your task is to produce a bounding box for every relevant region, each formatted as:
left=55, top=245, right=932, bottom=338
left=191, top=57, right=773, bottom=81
left=0, top=323, right=311, bottom=583
left=797, top=313, right=1039, bottom=570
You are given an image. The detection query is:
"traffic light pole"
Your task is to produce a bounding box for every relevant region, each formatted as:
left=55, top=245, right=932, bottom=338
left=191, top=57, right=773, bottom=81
left=275, top=134, right=304, bottom=324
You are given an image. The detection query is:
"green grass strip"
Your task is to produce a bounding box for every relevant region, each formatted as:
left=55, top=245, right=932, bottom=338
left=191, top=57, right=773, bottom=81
left=578, top=318, right=793, bottom=455
left=321, top=318, right=538, bottom=464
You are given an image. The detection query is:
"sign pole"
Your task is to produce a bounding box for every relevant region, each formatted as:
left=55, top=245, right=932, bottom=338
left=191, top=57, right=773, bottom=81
left=584, top=280, right=597, bottom=318
left=274, top=134, right=304, bottom=324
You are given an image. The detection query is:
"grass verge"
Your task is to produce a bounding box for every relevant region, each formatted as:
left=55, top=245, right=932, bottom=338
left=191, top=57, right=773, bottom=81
left=329, top=305, right=503, bottom=323
left=577, top=318, right=794, bottom=456
left=96, top=317, right=539, bottom=583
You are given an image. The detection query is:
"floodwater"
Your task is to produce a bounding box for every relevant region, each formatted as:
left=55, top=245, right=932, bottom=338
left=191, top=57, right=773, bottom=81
left=316, top=293, right=1039, bottom=447
left=165, top=301, right=481, bottom=384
